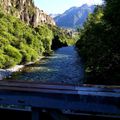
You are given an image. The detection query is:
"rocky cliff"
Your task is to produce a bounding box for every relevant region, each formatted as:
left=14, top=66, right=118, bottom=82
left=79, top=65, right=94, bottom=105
left=0, top=0, right=55, bottom=26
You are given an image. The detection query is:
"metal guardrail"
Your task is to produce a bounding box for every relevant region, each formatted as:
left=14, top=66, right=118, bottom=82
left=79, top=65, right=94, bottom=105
left=0, top=80, right=120, bottom=120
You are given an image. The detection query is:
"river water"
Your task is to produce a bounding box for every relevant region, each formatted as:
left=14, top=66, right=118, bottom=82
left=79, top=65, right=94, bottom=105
left=6, top=46, right=85, bottom=85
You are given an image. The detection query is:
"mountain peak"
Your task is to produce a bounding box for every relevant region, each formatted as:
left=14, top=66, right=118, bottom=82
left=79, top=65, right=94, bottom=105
left=54, top=4, right=95, bottom=29
left=81, top=4, right=89, bottom=8
left=64, top=6, right=77, bottom=14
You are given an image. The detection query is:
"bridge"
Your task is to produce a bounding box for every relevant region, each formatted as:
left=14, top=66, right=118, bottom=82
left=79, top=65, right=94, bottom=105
left=0, top=80, right=120, bottom=120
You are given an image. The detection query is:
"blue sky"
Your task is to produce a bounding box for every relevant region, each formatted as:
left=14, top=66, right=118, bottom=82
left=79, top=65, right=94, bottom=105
left=34, top=0, right=103, bottom=14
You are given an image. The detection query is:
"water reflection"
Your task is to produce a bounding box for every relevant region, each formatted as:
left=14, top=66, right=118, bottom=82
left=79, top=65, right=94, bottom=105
left=6, top=46, right=85, bottom=85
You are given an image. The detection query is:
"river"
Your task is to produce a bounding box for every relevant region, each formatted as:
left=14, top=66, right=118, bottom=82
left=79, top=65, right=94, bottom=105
left=5, top=46, right=85, bottom=85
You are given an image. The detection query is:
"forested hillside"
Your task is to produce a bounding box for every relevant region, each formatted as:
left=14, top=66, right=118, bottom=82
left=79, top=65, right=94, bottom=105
left=0, top=11, right=73, bottom=69
left=76, top=0, right=120, bottom=84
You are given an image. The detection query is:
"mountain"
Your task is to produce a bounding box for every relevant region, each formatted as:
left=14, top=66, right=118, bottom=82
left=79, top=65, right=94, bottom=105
left=0, top=0, right=55, bottom=27
left=54, top=4, right=95, bottom=29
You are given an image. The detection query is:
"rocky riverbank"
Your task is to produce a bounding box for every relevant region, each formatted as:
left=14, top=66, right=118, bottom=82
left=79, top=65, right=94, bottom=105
left=0, top=65, right=24, bottom=80
left=0, top=56, right=44, bottom=80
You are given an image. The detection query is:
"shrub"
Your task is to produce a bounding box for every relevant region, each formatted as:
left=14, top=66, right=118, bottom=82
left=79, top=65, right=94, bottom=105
left=4, top=45, right=22, bottom=65
left=0, top=54, right=6, bottom=68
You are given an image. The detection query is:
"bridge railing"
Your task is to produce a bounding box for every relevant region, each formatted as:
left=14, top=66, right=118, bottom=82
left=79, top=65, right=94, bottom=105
left=0, top=80, right=120, bottom=120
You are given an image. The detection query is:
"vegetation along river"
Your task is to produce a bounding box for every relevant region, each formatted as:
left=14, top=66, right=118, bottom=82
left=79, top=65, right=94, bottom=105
left=5, top=46, right=85, bottom=85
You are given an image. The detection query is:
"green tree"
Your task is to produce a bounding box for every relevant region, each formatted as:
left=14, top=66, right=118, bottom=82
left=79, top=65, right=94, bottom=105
left=76, top=3, right=120, bottom=84
left=35, top=25, right=53, bottom=53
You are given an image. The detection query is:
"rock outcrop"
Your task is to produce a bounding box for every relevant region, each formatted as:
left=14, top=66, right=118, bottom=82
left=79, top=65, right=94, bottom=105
left=0, top=0, right=55, bottom=27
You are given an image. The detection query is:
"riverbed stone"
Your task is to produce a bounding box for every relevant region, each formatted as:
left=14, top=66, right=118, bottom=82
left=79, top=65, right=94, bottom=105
left=0, top=69, right=12, bottom=80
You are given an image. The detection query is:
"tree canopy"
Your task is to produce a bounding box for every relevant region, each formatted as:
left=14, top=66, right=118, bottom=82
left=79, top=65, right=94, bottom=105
left=76, top=1, right=120, bottom=84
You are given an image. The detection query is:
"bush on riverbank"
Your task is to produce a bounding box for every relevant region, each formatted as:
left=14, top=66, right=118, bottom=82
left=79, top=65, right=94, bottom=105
left=0, top=13, right=37, bottom=68
left=0, top=11, right=51, bottom=68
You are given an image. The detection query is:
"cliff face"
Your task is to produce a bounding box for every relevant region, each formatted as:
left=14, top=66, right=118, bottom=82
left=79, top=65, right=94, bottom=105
left=0, top=0, right=55, bottom=26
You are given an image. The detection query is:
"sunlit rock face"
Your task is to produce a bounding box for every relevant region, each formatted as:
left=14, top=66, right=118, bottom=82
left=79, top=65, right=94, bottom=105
left=33, top=7, right=56, bottom=27
left=0, top=0, right=56, bottom=27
